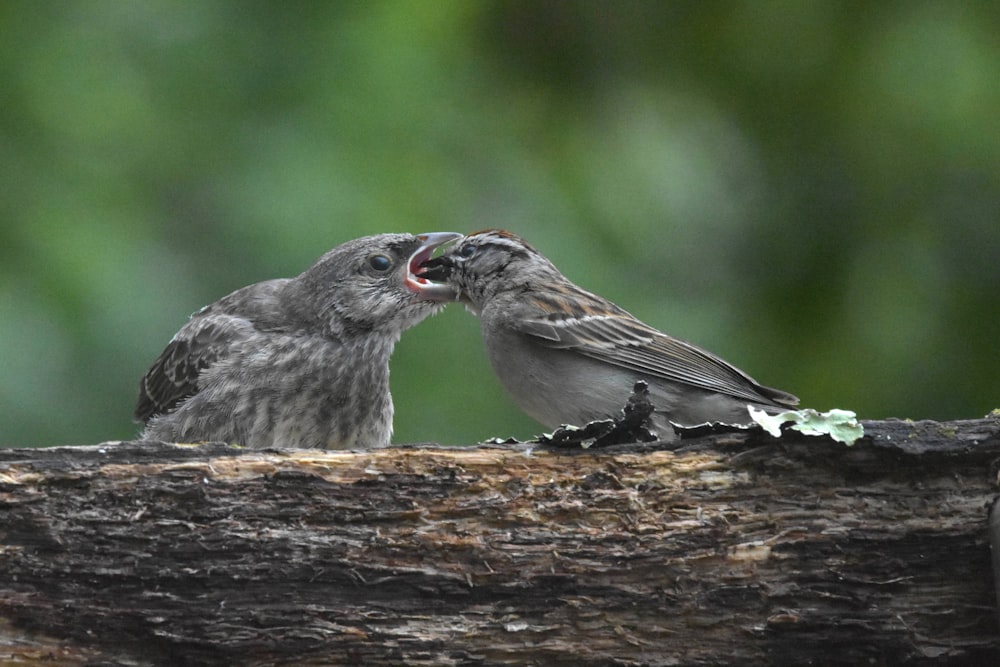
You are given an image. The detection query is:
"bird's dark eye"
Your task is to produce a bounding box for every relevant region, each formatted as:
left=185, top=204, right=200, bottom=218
left=368, top=254, right=393, bottom=272
left=458, top=244, right=476, bottom=259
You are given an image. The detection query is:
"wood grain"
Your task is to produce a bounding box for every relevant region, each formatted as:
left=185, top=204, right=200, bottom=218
left=2, top=418, right=999, bottom=666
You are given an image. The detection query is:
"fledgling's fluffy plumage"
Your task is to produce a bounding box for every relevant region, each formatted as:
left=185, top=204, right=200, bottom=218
left=419, top=229, right=798, bottom=438
left=135, top=232, right=460, bottom=449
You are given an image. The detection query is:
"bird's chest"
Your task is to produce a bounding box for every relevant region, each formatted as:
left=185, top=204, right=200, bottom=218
left=218, top=336, right=393, bottom=449
left=481, top=323, right=630, bottom=427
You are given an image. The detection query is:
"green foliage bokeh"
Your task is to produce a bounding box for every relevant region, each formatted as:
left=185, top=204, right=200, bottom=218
left=2, top=1, right=998, bottom=447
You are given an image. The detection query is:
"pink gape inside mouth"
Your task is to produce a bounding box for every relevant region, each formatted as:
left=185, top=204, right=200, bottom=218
left=405, top=240, right=441, bottom=292
left=402, top=232, right=461, bottom=299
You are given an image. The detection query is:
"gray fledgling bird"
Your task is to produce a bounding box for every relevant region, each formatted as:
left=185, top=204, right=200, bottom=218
left=418, top=229, right=798, bottom=438
left=135, top=232, right=461, bottom=449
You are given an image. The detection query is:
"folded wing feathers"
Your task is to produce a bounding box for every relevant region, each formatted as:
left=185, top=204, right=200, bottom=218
left=527, top=312, right=795, bottom=406
left=134, top=314, right=254, bottom=423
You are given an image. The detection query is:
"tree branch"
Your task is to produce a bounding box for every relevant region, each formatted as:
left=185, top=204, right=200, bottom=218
left=2, top=417, right=999, bottom=666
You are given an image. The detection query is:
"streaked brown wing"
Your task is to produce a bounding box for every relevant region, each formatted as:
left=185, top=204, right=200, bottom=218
left=134, top=279, right=295, bottom=424
left=133, top=310, right=256, bottom=423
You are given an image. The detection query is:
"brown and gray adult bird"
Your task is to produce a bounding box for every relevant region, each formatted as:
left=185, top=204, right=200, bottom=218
left=134, top=232, right=461, bottom=449
left=418, top=229, right=798, bottom=438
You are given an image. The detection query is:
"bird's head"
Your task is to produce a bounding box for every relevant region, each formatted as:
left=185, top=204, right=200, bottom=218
left=417, top=229, right=560, bottom=312
left=296, top=232, right=461, bottom=338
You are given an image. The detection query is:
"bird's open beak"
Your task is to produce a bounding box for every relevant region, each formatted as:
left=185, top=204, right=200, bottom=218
left=405, top=232, right=462, bottom=301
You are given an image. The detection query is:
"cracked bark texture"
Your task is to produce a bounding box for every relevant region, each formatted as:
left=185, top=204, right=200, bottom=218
left=1, top=417, right=999, bottom=666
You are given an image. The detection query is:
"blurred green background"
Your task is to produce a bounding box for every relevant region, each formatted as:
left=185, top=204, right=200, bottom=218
left=2, top=1, right=999, bottom=448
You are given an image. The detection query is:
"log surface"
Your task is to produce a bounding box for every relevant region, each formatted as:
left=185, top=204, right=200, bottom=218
left=2, top=418, right=999, bottom=666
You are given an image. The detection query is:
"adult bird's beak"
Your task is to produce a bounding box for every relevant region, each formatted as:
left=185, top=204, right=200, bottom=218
left=414, top=255, right=453, bottom=282
left=405, top=232, right=462, bottom=301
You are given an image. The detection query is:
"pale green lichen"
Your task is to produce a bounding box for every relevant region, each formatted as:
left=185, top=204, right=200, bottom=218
left=749, top=406, right=864, bottom=445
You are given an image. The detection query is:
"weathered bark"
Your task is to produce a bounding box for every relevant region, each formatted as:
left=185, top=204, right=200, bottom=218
left=1, top=417, right=999, bottom=666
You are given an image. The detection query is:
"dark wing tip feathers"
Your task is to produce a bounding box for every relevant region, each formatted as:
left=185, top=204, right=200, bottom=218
left=642, top=332, right=800, bottom=408
left=132, top=386, right=158, bottom=424
left=133, top=335, right=208, bottom=423
left=756, top=383, right=799, bottom=407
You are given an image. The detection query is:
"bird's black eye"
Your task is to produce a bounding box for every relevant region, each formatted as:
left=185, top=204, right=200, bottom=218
left=458, top=244, right=476, bottom=259
left=368, top=254, right=393, bottom=272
